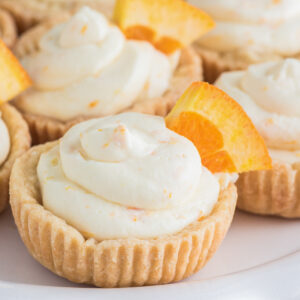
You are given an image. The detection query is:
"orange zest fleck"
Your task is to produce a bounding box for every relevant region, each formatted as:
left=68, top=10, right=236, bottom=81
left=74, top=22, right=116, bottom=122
left=81, top=25, right=88, bottom=34
left=165, top=82, right=272, bottom=173
left=263, top=86, right=269, bottom=91
left=114, top=125, right=126, bottom=135
left=119, top=127, right=126, bottom=134
left=51, top=157, right=58, bottom=166
left=265, top=118, right=274, bottom=125
left=88, top=100, right=99, bottom=108
left=128, top=206, right=141, bottom=211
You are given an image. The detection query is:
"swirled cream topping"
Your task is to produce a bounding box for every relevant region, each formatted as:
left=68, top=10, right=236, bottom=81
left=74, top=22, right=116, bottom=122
left=37, top=113, right=220, bottom=239
left=0, top=114, right=10, bottom=166
left=190, top=0, right=300, bottom=58
left=17, top=7, right=178, bottom=122
left=216, top=58, right=300, bottom=163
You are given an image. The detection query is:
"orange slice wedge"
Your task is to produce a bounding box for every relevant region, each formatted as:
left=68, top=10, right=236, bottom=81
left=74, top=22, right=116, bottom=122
left=114, top=0, right=214, bottom=54
left=0, top=39, right=32, bottom=103
left=165, top=82, right=272, bottom=173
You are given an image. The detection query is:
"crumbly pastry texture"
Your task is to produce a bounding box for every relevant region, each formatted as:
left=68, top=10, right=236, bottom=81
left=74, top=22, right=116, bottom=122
left=237, top=162, right=300, bottom=218
left=14, top=19, right=202, bottom=145
left=194, top=46, right=249, bottom=83
left=0, top=104, right=30, bottom=213
left=0, top=0, right=114, bottom=32
left=10, top=142, right=236, bottom=287
left=0, top=8, right=17, bottom=48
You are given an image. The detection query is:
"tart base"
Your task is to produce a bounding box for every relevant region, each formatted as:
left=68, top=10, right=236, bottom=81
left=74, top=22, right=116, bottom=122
left=0, top=8, right=17, bottom=48
left=0, top=104, right=31, bottom=213
left=237, top=162, right=300, bottom=218
left=14, top=18, right=202, bottom=145
left=10, top=142, right=237, bottom=287
left=194, top=46, right=249, bottom=83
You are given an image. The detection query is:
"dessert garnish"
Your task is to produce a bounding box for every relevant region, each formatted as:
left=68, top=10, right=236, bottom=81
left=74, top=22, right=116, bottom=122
left=114, top=0, right=214, bottom=54
left=165, top=82, right=272, bottom=172
left=0, top=39, right=31, bottom=103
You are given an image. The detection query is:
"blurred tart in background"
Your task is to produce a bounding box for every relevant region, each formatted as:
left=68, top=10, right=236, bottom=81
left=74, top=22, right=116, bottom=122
left=216, top=58, right=300, bottom=218
left=189, top=0, right=300, bottom=82
left=13, top=1, right=213, bottom=144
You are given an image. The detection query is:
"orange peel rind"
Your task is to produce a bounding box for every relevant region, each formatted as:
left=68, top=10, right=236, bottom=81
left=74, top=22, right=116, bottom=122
left=114, top=0, right=214, bottom=54
left=165, top=82, right=272, bottom=173
left=0, top=39, right=32, bottom=103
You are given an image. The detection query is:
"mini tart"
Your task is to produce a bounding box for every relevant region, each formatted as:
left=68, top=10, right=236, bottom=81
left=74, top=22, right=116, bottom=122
left=0, top=0, right=114, bottom=32
left=10, top=141, right=236, bottom=288
left=13, top=19, right=202, bottom=145
left=237, top=162, right=300, bottom=218
left=0, top=104, right=30, bottom=213
left=0, top=8, right=17, bottom=48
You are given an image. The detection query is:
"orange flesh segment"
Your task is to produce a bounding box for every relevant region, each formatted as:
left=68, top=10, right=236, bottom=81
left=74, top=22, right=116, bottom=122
left=203, top=151, right=236, bottom=173
left=114, top=0, right=214, bottom=54
left=0, top=39, right=32, bottom=103
left=124, top=25, right=155, bottom=43
left=165, top=82, right=272, bottom=173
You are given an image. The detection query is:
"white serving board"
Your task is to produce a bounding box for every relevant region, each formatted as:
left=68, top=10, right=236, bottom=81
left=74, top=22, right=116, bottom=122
left=1, top=207, right=300, bottom=299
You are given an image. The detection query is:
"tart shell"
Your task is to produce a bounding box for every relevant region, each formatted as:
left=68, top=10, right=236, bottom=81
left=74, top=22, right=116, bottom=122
left=237, top=162, right=300, bottom=218
left=0, top=104, right=31, bottom=213
left=0, top=8, right=17, bottom=48
left=10, top=142, right=237, bottom=287
left=0, top=0, right=114, bottom=32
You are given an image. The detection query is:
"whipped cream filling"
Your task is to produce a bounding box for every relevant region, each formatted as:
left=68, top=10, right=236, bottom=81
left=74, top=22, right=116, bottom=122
left=37, top=113, right=220, bottom=239
left=216, top=58, right=300, bottom=164
left=17, top=7, right=177, bottom=121
left=0, top=114, right=10, bottom=166
left=190, top=0, right=300, bottom=58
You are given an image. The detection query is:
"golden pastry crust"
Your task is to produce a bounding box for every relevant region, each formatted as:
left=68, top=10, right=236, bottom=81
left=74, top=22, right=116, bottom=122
left=237, top=162, right=300, bottom=218
left=0, top=104, right=31, bottom=213
left=0, top=8, right=17, bottom=48
left=13, top=19, right=202, bottom=145
left=194, top=46, right=249, bottom=83
left=0, top=0, right=114, bottom=32
left=10, top=141, right=237, bottom=287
